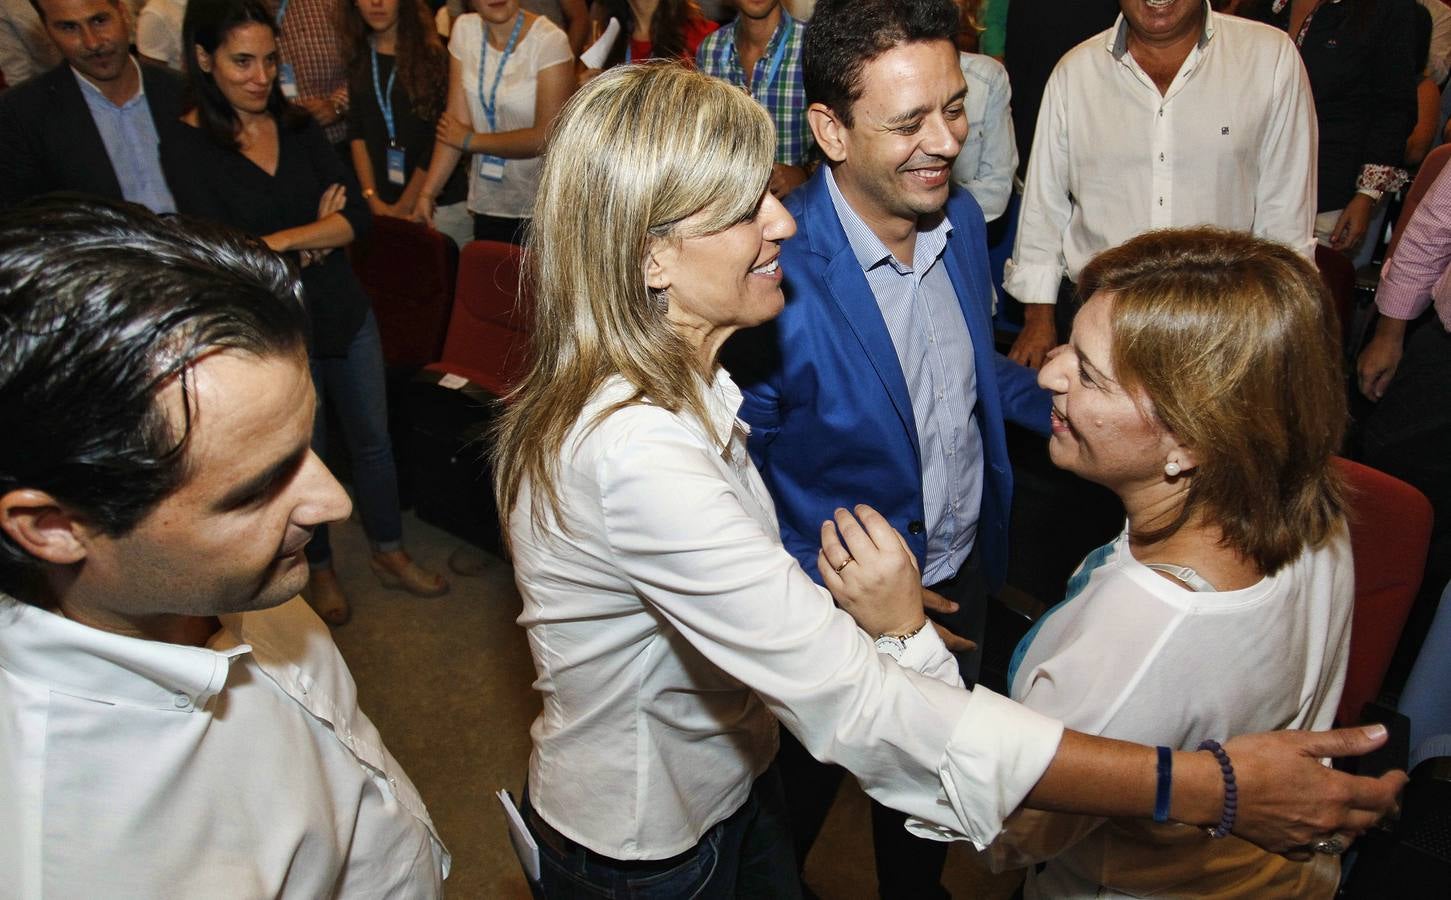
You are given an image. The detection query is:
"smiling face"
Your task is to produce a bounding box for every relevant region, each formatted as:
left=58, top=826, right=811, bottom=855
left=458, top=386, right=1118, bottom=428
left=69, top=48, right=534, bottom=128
left=647, top=187, right=798, bottom=352
left=356, top=0, right=401, bottom=34
left=1119, top=0, right=1205, bottom=48
left=36, top=0, right=131, bottom=86
left=736, top=0, right=781, bottom=20
left=815, top=38, right=967, bottom=236
left=1038, top=292, right=1189, bottom=494
left=69, top=351, right=352, bottom=631
left=196, top=21, right=278, bottom=116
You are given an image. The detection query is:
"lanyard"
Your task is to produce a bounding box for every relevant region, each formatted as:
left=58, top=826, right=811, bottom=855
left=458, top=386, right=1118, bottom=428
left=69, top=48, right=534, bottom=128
left=477, top=12, right=524, bottom=132
left=370, top=43, right=399, bottom=145
left=749, top=17, right=792, bottom=96
left=275, top=0, right=288, bottom=24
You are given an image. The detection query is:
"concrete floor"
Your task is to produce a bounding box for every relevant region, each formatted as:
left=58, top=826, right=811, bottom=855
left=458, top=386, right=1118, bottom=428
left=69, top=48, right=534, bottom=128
left=325, top=509, right=1025, bottom=898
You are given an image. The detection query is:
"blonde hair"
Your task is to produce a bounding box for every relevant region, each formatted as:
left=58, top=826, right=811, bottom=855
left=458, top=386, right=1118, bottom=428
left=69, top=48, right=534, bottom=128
left=491, top=63, right=776, bottom=539
left=1078, top=227, right=1346, bottom=574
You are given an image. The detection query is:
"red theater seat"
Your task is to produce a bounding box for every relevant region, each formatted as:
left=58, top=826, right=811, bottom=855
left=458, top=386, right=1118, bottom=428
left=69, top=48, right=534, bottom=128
left=352, top=216, right=458, bottom=369
left=1334, top=456, right=1434, bottom=725
left=425, top=240, right=530, bottom=398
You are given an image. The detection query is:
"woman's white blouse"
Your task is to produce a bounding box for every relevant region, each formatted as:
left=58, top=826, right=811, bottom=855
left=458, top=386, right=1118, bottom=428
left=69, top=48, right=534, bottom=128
left=510, top=370, right=1063, bottom=860
left=448, top=13, right=571, bottom=219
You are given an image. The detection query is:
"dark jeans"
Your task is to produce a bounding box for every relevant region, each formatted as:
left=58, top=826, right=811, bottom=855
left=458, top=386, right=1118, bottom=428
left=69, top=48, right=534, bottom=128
left=524, top=766, right=801, bottom=899
left=305, top=310, right=403, bottom=566
left=779, top=551, right=987, bottom=900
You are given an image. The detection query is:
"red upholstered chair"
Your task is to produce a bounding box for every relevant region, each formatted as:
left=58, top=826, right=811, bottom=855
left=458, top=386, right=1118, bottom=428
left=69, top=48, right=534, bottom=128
left=424, top=239, right=530, bottom=398
left=351, top=216, right=458, bottom=369
left=1334, top=456, right=1435, bottom=725
left=1314, top=245, right=1355, bottom=351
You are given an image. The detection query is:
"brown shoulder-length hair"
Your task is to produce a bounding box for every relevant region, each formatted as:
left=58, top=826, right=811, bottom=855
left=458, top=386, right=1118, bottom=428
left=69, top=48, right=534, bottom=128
left=601, top=0, right=705, bottom=64
left=341, top=0, right=448, bottom=122
left=1077, top=227, right=1346, bottom=574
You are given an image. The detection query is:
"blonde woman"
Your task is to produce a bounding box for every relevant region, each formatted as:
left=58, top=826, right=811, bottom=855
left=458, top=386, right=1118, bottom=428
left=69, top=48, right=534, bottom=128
left=495, top=61, right=1403, bottom=899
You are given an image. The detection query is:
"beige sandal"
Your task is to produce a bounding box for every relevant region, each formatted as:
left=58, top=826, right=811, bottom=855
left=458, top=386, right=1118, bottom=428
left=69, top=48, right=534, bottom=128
left=369, top=555, right=450, bottom=598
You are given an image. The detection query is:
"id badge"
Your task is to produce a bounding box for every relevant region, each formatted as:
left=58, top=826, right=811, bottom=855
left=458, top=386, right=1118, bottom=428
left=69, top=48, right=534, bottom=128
left=477, top=154, right=506, bottom=182
left=278, top=63, right=300, bottom=100
left=386, top=147, right=407, bottom=186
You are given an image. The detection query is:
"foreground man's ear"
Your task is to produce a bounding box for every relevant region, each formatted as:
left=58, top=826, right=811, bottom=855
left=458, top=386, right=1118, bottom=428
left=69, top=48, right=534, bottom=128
left=0, top=489, right=91, bottom=565
left=807, top=102, right=849, bottom=164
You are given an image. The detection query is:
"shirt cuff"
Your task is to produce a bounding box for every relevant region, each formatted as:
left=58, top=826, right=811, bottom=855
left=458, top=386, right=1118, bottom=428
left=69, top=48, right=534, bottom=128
left=893, top=621, right=963, bottom=687
left=1357, top=164, right=1409, bottom=197
left=1001, top=259, right=1063, bottom=305
left=907, top=687, right=1064, bottom=848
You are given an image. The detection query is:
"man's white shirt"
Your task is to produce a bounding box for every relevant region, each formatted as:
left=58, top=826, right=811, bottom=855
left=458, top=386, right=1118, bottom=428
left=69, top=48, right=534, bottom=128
left=1004, top=4, right=1318, bottom=305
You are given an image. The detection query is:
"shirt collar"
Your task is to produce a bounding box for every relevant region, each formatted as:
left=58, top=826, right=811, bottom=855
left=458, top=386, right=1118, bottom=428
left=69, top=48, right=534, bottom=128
left=730, top=9, right=796, bottom=55
left=0, top=594, right=248, bottom=712
left=1107, top=0, right=1216, bottom=60
left=824, top=165, right=953, bottom=274
left=71, top=55, right=146, bottom=108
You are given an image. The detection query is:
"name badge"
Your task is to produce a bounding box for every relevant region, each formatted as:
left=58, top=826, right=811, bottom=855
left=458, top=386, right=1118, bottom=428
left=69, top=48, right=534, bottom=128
left=278, top=63, right=300, bottom=100
left=477, top=154, right=506, bottom=182
left=386, top=147, right=407, bottom=186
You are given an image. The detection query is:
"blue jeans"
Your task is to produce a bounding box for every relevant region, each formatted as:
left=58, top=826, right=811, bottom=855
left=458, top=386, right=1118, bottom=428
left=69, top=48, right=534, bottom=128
left=523, top=766, right=801, bottom=899
left=305, top=310, right=403, bottom=567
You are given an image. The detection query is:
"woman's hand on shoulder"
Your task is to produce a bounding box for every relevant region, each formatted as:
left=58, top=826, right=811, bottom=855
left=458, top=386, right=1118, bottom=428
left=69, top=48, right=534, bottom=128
left=819, top=504, right=924, bottom=638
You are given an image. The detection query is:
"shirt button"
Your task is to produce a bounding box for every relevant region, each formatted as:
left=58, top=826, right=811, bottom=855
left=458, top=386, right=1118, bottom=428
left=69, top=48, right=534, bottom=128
left=1159, top=152, right=1165, bottom=162
left=173, top=692, right=191, bottom=709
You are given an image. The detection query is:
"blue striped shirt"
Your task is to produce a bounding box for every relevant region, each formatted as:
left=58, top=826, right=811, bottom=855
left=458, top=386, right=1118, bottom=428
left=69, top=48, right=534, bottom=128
left=695, top=12, right=810, bottom=167
left=825, top=169, right=983, bottom=584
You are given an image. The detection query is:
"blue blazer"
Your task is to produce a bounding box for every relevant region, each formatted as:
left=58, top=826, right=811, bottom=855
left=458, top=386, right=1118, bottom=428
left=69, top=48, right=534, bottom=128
left=726, top=168, right=1050, bottom=591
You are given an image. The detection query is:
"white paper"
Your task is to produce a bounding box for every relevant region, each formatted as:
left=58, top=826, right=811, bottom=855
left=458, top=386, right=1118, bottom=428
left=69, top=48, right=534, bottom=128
left=581, top=17, right=622, bottom=69
left=437, top=372, right=468, bottom=390
left=496, top=789, right=541, bottom=883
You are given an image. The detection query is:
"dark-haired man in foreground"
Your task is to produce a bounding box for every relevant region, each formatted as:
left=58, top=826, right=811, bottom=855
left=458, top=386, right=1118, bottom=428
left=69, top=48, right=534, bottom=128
left=0, top=197, right=448, bottom=896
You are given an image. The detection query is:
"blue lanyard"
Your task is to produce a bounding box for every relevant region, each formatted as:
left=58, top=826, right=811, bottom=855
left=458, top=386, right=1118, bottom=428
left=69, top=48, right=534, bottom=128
left=477, top=12, right=524, bottom=132
left=275, top=0, right=288, bottom=24
left=749, top=17, right=792, bottom=96
left=370, top=43, right=399, bottom=145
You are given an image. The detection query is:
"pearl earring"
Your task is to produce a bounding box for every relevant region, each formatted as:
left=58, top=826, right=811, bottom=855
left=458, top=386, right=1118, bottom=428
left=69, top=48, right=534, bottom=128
left=1164, top=461, right=1181, bottom=478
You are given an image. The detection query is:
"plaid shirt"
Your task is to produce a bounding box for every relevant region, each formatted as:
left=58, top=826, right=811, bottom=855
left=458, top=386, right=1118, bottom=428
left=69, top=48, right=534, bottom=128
left=269, top=0, right=350, bottom=144
left=695, top=12, right=809, bottom=167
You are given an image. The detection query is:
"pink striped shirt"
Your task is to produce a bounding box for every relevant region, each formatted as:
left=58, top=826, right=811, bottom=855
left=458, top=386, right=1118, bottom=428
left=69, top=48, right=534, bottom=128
left=1378, top=164, right=1451, bottom=330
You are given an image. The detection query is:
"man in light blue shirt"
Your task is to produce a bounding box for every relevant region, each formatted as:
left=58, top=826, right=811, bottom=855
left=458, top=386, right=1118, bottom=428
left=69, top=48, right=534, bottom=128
left=726, top=0, right=1049, bottom=896
left=0, top=0, right=183, bottom=209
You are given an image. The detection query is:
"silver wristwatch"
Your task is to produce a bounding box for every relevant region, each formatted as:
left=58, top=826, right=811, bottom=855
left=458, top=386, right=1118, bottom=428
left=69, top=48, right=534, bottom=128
left=873, top=621, right=928, bottom=661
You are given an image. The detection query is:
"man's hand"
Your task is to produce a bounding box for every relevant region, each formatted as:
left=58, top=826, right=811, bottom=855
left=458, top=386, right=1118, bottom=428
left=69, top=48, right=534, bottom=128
left=1008, top=304, right=1058, bottom=369
left=819, top=505, right=922, bottom=638
left=769, top=163, right=809, bottom=198
left=1331, top=193, right=1376, bottom=253
left=922, top=587, right=976, bottom=653
left=1357, top=317, right=1408, bottom=401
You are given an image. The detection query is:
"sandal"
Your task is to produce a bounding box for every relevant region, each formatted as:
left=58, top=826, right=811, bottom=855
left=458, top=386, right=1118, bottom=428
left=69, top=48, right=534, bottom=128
left=370, top=553, right=450, bottom=598
left=304, top=569, right=351, bottom=627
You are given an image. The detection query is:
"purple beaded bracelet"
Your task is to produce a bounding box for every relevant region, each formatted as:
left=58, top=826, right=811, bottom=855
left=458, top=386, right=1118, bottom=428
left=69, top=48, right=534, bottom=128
left=1197, top=739, right=1237, bottom=838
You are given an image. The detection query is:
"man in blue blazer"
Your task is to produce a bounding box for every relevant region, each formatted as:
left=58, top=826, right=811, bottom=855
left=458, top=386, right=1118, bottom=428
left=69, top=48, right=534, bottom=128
left=724, top=0, right=1050, bottom=896
left=0, top=0, right=184, bottom=210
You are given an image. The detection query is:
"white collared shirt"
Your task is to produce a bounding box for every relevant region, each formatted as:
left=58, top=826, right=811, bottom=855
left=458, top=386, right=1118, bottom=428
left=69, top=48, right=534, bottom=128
left=510, top=370, right=1063, bottom=860
left=1004, top=4, right=1317, bottom=304
left=0, top=595, right=448, bottom=898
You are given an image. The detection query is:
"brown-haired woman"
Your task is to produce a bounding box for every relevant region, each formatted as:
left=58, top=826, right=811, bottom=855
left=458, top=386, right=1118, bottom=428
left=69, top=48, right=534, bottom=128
left=997, top=226, right=1354, bottom=898
left=344, top=0, right=473, bottom=248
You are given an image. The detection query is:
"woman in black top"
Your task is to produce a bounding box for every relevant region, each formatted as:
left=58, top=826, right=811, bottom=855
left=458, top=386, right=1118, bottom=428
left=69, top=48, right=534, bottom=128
left=1246, top=0, right=1418, bottom=260
left=344, top=0, right=471, bottom=247
left=171, top=0, right=449, bottom=625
